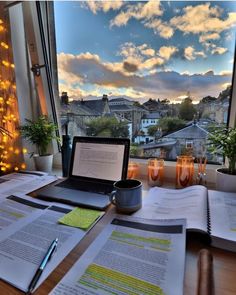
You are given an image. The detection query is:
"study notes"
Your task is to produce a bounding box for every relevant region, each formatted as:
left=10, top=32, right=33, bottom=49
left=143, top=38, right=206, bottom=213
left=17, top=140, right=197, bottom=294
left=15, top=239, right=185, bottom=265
left=0, top=195, right=92, bottom=292
left=134, top=185, right=236, bottom=252
left=50, top=217, right=186, bottom=295
left=0, top=171, right=57, bottom=198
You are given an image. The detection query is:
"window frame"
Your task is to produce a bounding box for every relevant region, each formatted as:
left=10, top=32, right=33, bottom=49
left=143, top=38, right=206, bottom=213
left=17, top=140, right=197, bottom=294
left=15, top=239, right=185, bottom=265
left=9, top=1, right=61, bottom=156
left=8, top=1, right=236, bottom=180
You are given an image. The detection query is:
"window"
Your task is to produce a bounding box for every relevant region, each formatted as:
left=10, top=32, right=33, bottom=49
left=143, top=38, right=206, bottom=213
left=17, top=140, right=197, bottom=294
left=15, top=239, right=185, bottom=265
left=54, top=1, right=236, bottom=163
left=7, top=1, right=236, bottom=171
left=186, top=141, right=193, bottom=149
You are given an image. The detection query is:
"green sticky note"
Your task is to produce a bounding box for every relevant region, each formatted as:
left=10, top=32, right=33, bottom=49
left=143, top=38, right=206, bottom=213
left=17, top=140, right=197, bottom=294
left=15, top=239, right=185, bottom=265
left=58, top=207, right=102, bottom=230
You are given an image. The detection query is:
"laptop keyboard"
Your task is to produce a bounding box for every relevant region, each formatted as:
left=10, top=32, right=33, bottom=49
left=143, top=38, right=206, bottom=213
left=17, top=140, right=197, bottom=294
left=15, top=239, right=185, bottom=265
left=56, top=179, right=112, bottom=194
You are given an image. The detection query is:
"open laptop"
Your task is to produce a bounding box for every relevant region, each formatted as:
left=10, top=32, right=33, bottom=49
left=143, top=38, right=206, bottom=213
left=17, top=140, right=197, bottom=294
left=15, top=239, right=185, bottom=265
left=34, top=136, right=130, bottom=209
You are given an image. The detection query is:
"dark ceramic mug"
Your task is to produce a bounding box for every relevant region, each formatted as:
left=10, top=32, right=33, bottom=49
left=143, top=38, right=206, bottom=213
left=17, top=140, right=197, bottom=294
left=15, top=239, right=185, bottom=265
left=110, top=179, right=142, bottom=213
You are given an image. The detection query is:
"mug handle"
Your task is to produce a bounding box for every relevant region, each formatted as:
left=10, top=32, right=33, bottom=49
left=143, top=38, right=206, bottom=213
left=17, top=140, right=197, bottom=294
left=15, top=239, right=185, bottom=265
left=109, top=190, right=116, bottom=205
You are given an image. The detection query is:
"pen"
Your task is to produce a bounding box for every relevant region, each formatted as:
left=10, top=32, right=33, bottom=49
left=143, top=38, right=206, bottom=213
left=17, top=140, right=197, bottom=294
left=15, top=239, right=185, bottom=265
left=27, top=238, right=58, bottom=295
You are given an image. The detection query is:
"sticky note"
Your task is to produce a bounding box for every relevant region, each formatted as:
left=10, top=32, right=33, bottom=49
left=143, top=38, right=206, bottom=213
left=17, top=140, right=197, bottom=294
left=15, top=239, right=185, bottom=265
left=58, top=207, right=103, bottom=230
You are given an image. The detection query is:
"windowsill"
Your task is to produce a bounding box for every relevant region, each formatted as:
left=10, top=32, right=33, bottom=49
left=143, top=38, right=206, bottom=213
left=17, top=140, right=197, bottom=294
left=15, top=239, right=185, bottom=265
left=129, top=158, right=221, bottom=190
left=53, top=154, right=222, bottom=189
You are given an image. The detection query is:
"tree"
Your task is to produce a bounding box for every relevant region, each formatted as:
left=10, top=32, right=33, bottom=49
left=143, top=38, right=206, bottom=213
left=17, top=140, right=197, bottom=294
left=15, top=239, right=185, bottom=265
left=85, top=116, right=129, bottom=138
left=179, top=97, right=196, bottom=120
left=130, top=143, right=140, bottom=157
left=158, top=117, right=185, bottom=134
left=160, top=98, right=170, bottom=104
left=133, top=101, right=141, bottom=107
left=147, top=125, right=159, bottom=137
left=201, top=95, right=217, bottom=104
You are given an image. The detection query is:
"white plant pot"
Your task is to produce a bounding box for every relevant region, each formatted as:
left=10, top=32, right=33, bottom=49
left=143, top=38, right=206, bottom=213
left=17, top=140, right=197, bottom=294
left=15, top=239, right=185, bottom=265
left=216, top=168, right=236, bottom=192
left=33, top=154, right=53, bottom=173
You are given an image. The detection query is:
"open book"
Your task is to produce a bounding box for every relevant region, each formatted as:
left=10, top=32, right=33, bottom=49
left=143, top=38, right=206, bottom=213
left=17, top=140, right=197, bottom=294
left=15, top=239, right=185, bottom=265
left=134, top=185, right=236, bottom=252
left=50, top=216, right=186, bottom=295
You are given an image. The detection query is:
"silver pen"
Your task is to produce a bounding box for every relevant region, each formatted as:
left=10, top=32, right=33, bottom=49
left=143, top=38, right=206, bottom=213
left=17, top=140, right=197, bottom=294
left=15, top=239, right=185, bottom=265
left=27, top=238, right=58, bottom=294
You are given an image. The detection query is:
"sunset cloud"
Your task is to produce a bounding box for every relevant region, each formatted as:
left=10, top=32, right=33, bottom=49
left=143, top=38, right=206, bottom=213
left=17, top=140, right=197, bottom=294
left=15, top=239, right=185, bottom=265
left=57, top=52, right=231, bottom=102
left=211, top=47, right=228, bottom=55
left=184, top=46, right=206, bottom=60
left=118, top=43, right=178, bottom=73
left=199, top=33, right=220, bottom=43
left=184, top=46, right=195, bottom=60
left=110, top=0, right=163, bottom=27
left=84, top=0, right=123, bottom=14
left=144, top=19, right=174, bottom=39
left=159, top=46, right=178, bottom=60
left=170, top=3, right=236, bottom=36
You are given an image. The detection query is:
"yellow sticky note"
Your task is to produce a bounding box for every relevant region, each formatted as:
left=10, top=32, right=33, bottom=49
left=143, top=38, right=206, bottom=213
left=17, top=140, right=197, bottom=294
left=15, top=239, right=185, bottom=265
left=58, top=207, right=102, bottom=230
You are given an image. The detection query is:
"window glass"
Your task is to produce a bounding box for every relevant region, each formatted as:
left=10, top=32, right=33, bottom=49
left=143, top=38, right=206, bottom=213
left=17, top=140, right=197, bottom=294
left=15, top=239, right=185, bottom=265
left=54, top=1, right=236, bottom=163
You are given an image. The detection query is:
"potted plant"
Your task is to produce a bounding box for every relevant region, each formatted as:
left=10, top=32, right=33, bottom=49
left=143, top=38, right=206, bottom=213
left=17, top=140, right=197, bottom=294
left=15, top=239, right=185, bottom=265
left=19, top=115, right=60, bottom=172
left=208, top=126, right=236, bottom=192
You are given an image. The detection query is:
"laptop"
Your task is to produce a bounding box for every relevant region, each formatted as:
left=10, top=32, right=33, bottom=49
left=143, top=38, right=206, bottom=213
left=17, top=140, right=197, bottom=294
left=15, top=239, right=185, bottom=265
left=34, top=136, right=130, bottom=209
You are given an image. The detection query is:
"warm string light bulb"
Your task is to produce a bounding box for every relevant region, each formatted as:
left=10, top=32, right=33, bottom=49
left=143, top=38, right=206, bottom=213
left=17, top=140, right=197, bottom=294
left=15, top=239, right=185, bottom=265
left=1, top=42, right=9, bottom=49
left=0, top=19, right=27, bottom=174
left=2, top=60, right=10, bottom=67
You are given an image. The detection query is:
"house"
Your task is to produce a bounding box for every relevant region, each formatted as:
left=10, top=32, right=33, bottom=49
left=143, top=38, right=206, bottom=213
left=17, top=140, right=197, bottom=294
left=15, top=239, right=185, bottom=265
left=141, top=122, right=209, bottom=160
left=60, top=94, right=112, bottom=136
left=108, top=97, right=148, bottom=140
left=134, top=112, right=161, bottom=144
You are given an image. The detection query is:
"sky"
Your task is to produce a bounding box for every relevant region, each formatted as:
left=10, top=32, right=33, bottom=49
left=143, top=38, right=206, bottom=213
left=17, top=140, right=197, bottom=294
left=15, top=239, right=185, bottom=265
left=54, top=0, right=236, bottom=103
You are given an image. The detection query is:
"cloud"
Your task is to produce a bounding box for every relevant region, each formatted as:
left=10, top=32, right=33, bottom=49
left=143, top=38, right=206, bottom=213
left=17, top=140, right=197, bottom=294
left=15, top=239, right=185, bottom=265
left=144, top=19, right=174, bottom=39
left=170, top=3, right=236, bottom=36
left=195, top=51, right=206, bottom=58
left=199, top=33, right=220, bottom=43
left=118, top=42, right=179, bottom=73
left=159, top=46, right=178, bottom=60
left=184, top=46, right=195, bottom=60
left=84, top=1, right=123, bottom=14
left=184, top=46, right=206, bottom=60
left=110, top=11, right=130, bottom=27
left=139, top=57, right=165, bottom=71
left=110, top=0, right=163, bottom=27
left=211, top=47, right=228, bottom=55
left=57, top=52, right=231, bottom=102
left=123, top=61, right=138, bottom=73
left=109, top=2, right=236, bottom=40
left=140, top=46, right=155, bottom=57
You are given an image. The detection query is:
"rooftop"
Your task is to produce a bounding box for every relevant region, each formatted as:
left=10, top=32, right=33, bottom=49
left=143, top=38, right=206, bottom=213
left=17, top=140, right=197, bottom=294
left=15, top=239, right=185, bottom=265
left=164, top=123, right=209, bottom=139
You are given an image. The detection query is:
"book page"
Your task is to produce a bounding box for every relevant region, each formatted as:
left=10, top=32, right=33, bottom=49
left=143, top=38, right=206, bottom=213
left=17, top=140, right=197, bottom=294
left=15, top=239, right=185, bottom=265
left=0, top=172, right=57, bottom=198
left=134, top=185, right=208, bottom=232
left=208, top=190, right=236, bottom=251
left=0, top=195, right=91, bottom=292
left=50, top=217, right=186, bottom=295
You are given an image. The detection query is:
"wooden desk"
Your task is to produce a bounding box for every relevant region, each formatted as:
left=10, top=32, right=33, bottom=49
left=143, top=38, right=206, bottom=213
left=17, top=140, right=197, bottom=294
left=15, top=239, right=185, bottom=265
left=0, top=206, right=235, bottom=295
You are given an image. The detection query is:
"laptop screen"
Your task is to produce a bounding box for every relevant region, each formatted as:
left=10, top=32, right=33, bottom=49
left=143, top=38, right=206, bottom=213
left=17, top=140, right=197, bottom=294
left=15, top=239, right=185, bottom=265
left=70, top=137, right=130, bottom=182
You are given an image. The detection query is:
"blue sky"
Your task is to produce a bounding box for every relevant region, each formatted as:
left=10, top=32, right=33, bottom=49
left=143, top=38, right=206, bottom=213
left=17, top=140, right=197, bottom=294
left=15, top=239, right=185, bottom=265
left=54, top=1, right=236, bottom=103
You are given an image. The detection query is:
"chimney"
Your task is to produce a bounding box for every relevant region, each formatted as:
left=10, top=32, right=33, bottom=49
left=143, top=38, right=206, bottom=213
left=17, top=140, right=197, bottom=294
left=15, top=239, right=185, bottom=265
left=61, top=92, right=69, bottom=105
left=102, top=94, right=108, bottom=101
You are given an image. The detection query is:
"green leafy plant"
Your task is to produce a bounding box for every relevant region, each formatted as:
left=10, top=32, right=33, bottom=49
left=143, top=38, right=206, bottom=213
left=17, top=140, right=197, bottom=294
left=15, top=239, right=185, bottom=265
left=208, top=127, right=236, bottom=175
left=19, top=116, right=60, bottom=156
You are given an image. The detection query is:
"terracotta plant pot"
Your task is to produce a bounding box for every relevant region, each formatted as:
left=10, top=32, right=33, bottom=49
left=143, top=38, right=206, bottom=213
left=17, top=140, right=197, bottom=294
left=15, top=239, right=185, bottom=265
left=216, top=168, right=236, bottom=192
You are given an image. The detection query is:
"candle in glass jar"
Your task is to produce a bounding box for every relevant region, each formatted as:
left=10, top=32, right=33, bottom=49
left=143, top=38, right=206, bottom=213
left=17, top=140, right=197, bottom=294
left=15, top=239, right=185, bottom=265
left=148, top=158, right=164, bottom=186
left=176, top=155, right=194, bottom=188
left=127, top=162, right=139, bottom=179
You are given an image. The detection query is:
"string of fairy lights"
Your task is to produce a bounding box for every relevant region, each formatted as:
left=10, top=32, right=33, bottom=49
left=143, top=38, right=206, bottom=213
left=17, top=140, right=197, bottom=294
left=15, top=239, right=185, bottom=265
left=0, top=16, right=27, bottom=174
